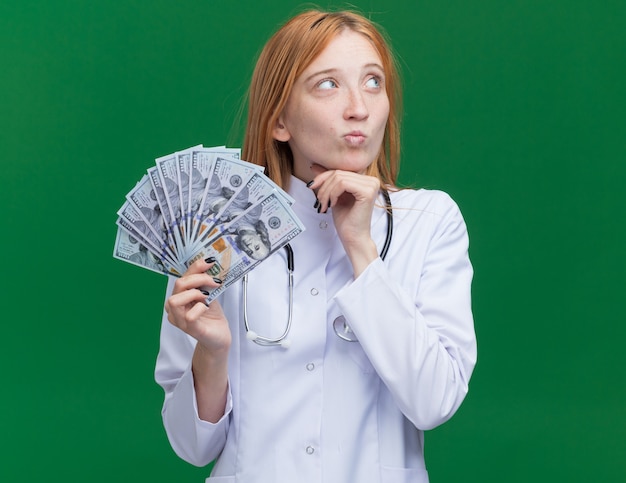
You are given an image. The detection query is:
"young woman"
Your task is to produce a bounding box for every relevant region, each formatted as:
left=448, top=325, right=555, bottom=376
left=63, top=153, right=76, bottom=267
left=156, top=9, right=476, bottom=483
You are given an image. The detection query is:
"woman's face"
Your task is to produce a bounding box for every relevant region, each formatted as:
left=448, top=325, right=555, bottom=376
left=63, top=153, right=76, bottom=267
left=274, top=29, right=390, bottom=181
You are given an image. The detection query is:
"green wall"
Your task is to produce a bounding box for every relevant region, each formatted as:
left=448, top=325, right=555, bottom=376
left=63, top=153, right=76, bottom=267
left=1, top=1, right=624, bottom=481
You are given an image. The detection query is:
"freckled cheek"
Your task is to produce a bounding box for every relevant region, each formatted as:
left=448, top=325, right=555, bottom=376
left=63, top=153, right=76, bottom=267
left=304, top=118, right=334, bottom=139
left=376, top=97, right=390, bottom=118
left=374, top=106, right=390, bottom=138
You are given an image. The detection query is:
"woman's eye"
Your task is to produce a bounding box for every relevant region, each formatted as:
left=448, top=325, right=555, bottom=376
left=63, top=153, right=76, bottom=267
left=365, top=76, right=382, bottom=88
left=317, top=79, right=337, bottom=89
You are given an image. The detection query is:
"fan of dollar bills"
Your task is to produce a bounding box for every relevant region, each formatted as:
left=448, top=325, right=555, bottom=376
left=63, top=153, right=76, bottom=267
left=113, top=145, right=305, bottom=303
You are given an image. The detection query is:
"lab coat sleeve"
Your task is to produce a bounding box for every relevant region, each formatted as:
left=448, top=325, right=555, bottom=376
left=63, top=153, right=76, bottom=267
left=154, top=277, right=233, bottom=467
left=335, top=192, right=476, bottom=430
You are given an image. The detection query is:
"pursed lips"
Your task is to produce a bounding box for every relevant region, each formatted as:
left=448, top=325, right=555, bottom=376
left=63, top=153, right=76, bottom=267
left=343, top=131, right=367, bottom=146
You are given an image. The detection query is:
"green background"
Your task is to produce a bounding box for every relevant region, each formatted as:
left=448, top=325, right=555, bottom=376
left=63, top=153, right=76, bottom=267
left=1, top=0, right=624, bottom=481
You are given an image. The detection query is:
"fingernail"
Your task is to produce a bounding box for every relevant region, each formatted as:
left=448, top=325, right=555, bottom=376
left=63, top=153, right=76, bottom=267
left=306, top=180, right=314, bottom=188
left=200, top=289, right=211, bottom=296
left=205, top=256, right=216, bottom=263
left=313, top=199, right=320, bottom=209
left=213, top=277, right=223, bottom=284
left=317, top=204, right=321, bottom=213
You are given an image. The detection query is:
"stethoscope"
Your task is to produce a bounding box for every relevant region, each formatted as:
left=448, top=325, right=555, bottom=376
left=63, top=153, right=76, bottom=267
left=243, top=189, right=393, bottom=348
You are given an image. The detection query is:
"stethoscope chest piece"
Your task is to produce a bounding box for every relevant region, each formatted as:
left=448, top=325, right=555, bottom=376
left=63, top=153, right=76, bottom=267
left=333, top=315, right=359, bottom=342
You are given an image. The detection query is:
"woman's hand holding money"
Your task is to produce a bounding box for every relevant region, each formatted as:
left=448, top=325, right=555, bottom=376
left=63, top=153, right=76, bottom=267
left=165, top=257, right=231, bottom=423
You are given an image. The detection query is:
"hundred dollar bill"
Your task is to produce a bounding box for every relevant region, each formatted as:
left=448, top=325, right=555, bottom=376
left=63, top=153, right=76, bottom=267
left=190, top=155, right=261, bottom=244
left=187, top=147, right=241, bottom=245
left=116, top=215, right=177, bottom=266
left=247, top=171, right=294, bottom=206
left=147, top=165, right=185, bottom=260
left=190, top=169, right=294, bottom=252
left=155, top=147, right=201, bottom=258
left=113, top=225, right=182, bottom=276
left=188, top=149, right=217, bottom=243
left=117, top=200, right=179, bottom=265
left=115, top=219, right=184, bottom=275
left=114, top=144, right=305, bottom=290
left=176, top=148, right=192, bottom=244
left=185, top=192, right=305, bottom=303
left=125, top=174, right=176, bottom=254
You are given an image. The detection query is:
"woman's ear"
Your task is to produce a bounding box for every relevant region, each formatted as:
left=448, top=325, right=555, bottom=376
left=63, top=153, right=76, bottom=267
left=272, top=117, right=291, bottom=142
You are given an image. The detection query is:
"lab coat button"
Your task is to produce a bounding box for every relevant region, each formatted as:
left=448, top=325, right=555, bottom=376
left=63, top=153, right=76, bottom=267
left=319, top=221, right=328, bottom=230
left=306, top=362, right=315, bottom=371
left=310, top=288, right=319, bottom=296
left=306, top=446, right=315, bottom=455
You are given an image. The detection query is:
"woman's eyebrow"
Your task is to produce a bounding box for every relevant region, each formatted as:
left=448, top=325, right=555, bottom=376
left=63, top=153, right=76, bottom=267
left=364, top=62, right=384, bottom=72
left=303, top=63, right=384, bottom=83
left=303, top=68, right=338, bottom=83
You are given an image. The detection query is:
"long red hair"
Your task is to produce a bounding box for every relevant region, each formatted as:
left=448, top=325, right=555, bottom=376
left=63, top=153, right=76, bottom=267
left=243, top=10, right=402, bottom=189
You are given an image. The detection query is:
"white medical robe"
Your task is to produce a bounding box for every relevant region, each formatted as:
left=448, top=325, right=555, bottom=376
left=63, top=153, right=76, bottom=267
left=155, top=176, right=477, bottom=483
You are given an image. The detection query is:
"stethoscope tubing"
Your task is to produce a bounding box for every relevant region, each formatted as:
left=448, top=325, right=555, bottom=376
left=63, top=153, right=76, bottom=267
left=242, top=244, right=294, bottom=347
left=243, top=188, right=392, bottom=347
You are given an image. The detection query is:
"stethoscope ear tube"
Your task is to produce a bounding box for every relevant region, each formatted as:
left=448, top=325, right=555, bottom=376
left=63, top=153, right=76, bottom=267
left=379, top=188, right=393, bottom=262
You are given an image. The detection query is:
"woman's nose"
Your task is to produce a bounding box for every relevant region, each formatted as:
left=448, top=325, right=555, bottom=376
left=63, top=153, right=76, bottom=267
left=343, top=89, right=369, bottom=120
